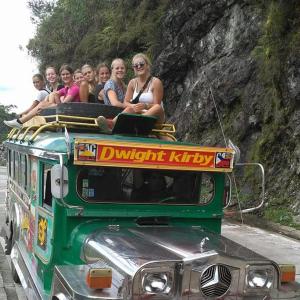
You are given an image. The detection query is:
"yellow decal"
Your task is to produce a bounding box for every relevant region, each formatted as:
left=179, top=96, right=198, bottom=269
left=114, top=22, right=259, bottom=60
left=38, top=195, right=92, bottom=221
left=38, top=216, right=47, bottom=250
left=21, top=215, right=29, bottom=230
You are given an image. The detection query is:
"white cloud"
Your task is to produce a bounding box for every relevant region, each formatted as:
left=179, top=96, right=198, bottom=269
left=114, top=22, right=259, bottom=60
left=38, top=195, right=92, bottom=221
left=0, top=1, right=38, bottom=113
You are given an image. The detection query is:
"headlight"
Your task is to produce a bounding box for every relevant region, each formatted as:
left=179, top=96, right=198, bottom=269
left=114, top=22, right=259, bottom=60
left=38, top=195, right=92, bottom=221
left=246, top=265, right=275, bottom=289
left=142, top=272, right=172, bottom=294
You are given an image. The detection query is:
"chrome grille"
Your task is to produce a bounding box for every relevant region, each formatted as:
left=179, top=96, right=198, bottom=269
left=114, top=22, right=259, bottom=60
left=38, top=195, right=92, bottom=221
left=200, top=264, right=232, bottom=298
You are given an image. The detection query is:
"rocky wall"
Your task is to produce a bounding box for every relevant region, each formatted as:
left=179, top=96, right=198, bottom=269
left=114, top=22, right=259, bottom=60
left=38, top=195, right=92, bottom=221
left=153, top=0, right=300, bottom=220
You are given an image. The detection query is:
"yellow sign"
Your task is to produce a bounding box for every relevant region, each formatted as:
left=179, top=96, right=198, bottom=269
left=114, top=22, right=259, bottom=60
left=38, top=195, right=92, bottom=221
left=74, top=139, right=234, bottom=172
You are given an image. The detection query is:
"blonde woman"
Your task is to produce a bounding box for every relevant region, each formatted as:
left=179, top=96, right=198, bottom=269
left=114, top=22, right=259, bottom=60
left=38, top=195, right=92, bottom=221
left=123, top=53, right=164, bottom=123
left=103, top=58, right=127, bottom=108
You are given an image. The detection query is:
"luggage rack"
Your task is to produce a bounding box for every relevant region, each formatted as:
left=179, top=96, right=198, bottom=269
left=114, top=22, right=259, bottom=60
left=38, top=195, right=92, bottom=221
left=8, top=114, right=176, bottom=142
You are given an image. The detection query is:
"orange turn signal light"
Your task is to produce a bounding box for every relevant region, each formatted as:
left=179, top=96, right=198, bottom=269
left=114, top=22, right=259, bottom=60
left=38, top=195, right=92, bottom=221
left=279, top=264, right=296, bottom=283
left=86, top=268, right=112, bottom=289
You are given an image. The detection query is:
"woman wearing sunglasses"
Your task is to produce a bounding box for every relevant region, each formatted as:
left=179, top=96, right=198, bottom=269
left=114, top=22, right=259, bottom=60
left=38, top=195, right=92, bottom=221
left=122, top=53, right=165, bottom=123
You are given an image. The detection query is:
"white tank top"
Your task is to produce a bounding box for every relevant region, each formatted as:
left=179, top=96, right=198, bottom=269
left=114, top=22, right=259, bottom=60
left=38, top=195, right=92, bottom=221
left=132, top=78, right=154, bottom=104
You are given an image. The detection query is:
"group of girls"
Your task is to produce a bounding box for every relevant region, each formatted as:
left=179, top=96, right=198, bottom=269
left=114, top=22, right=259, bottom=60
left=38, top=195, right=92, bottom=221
left=4, top=53, right=165, bottom=129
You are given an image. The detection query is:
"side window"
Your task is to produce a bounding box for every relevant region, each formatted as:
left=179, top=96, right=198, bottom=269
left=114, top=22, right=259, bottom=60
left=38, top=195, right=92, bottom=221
left=15, top=152, right=21, bottom=184
left=20, top=154, right=27, bottom=190
left=26, top=156, right=30, bottom=192
left=12, top=151, right=16, bottom=180
left=30, top=158, right=38, bottom=202
left=42, top=163, right=53, bottom=210
left=8, top=150, right=11, bottom=176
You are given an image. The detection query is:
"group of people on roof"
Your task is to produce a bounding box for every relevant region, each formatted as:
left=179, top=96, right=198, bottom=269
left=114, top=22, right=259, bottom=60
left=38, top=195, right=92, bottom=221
left=4, top=53, right=165, bottom=131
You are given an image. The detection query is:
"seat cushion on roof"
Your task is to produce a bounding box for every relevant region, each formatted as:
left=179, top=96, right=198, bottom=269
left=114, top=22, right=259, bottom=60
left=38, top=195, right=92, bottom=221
left=40, top=103, right=123, bottom=119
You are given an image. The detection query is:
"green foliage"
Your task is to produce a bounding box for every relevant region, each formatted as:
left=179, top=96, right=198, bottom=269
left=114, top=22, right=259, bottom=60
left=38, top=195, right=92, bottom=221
left=27, top=0, right=55, bottom=24
left=265, top=206, right=300, bottom=229
left=27, top=0, right=170, bottom=72
left=251, top=1, right=300, bottom=161
left=253, top=2, right=288, bottom=103
left=0, top=104, right=17, bottom=142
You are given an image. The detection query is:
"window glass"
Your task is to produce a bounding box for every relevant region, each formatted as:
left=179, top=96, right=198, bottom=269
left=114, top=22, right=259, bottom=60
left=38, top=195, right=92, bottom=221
left=76, top=166, right=215, bottom=205
left=30, top=158, right=38, bottom=201
left=8, top=150, right=11, bottom=176
left=15, top=153, right=20, bottom=183
left=20, top=154, right=26, bottom=189
left=42, top=163, right=53, bottom=209
left=12, top=151, right=16, bottom=180
left=25, top=155, right=29, bottom=191
left=198, top=173, right=215, bottom=205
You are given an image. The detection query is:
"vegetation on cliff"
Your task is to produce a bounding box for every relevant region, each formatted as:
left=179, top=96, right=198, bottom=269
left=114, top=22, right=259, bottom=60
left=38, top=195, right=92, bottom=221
left=252, top=1, right=300, bottom=226
left=27, top=0, right=169, bottom=72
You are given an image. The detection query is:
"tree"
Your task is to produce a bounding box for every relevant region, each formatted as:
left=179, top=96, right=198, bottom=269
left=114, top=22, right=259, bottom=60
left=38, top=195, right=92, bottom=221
left=0, top=104, right=17, bottom=142
left=27, top=0, right=56, bottom=25
left=26, top=0, right=170, bottom=70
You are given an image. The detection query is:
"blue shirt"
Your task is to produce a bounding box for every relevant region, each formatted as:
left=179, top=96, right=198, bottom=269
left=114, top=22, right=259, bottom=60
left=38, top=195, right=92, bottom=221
left=103, top=79, right=125, bottom=105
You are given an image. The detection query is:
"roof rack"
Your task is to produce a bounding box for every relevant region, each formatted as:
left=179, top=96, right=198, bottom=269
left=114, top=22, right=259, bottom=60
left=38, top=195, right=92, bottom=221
left=7, top=114, right=176, bottom=143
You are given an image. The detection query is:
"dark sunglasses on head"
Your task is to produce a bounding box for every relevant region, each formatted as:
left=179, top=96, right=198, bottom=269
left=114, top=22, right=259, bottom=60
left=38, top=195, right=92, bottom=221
left=132, top=62, right=145, bottom=69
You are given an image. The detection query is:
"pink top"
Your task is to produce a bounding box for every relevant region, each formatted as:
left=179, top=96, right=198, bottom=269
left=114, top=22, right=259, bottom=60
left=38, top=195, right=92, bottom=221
left=58, top=84, right=80, bottom=102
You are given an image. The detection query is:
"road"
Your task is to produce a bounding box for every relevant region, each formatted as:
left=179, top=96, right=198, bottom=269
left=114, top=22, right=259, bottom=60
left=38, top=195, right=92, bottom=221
left=0, top=166, right=299, bottom=299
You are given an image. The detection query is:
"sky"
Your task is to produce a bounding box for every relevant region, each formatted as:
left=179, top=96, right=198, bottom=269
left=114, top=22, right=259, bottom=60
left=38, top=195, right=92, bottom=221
left=0, top=1, right=38, bottom=113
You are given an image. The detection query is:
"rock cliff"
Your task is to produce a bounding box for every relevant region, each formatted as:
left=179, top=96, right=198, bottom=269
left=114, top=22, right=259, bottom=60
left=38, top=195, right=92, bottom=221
left=154, top=0, right=300, bottom=224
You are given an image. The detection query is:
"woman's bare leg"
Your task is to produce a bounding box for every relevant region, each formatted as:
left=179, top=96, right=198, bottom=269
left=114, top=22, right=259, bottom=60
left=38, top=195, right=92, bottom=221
left=143, top=104, right=165, bottom=123
left=19, top=100, right=55, bottom=123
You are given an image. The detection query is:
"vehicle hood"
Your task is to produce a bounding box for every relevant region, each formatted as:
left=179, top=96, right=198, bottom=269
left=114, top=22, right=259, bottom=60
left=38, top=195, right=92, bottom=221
left=81, top=225, right=268, bottom=277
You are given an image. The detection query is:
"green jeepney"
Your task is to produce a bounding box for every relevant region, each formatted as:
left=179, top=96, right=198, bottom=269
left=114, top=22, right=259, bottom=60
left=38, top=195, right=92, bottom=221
left=2, top=103, right=299, bottom=300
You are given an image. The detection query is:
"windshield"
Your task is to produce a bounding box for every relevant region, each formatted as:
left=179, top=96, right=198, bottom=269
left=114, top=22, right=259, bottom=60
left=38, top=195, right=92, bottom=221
left=76, top=166, right=214, bottom=205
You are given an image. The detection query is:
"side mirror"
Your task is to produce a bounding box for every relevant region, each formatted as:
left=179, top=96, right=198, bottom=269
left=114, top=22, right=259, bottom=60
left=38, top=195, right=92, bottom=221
left=228, top=139, right=240, bottom=164
left=51, top=165, right=69, bottom=198
left=223, top=174, right=232, bottom=208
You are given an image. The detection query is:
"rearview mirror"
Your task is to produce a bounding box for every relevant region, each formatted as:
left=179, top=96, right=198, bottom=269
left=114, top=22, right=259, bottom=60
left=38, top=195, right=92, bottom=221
left=51, top=164, right=69, bottom=198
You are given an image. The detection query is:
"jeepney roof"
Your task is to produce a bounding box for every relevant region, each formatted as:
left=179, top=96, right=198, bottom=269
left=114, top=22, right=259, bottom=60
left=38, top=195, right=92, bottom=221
left=6, top=130, right=234, bottom=172
left=6, top=130, right=222, bottom=153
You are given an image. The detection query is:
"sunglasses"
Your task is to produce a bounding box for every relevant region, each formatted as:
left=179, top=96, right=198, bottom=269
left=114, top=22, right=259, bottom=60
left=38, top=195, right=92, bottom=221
left=132, top=62, right=145, bottom=69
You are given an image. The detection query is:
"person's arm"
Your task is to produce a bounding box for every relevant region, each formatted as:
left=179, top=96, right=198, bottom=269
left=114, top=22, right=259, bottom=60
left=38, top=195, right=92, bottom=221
left=151, top=78, right=164, bottom=106
left=19, top=100, right=39, bottom=116
left=98, top=89, right=105, bottom=102
left=79, top=81, right=89, bottom=103
left=61, top=85, right=79, bottom=103
left=107, top=90, right=126, bottom=108
left=123, top=79, right=135, bottom=106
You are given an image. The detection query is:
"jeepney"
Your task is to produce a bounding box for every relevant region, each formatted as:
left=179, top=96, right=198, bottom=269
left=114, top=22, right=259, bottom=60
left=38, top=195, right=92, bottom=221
left=2, top=103, right=299, bottom=300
